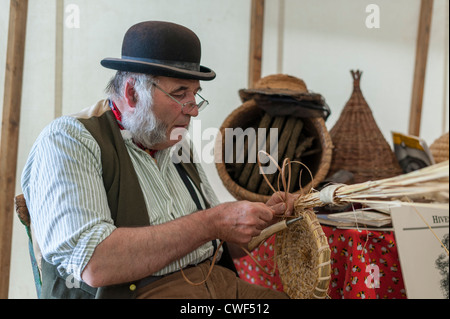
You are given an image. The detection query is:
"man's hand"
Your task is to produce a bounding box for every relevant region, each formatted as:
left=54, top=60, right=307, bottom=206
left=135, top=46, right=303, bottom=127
left=265, top=191, right=298, bottom=222
left=209, top=192, right=298, bottom=247
left=221, top=192, right=298, bottom=258
left=210, top=201, right=274, bottom=246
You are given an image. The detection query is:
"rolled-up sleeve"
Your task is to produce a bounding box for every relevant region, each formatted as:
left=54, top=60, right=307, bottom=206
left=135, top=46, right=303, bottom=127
left=21, top=117, right=116, bottom=281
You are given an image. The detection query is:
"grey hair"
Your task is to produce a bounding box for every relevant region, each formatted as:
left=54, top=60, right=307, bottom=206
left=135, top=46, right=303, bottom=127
left=106, top=71, right=168, bottom=148
left=104, top=71, right=157, bottom=101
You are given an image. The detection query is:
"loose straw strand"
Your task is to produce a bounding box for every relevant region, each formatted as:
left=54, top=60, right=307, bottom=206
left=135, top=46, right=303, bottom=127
left=178, top=240, right=225, bottom=286
left=242, top=151, right=317, bottom=276
left=240, top=235, right=278, bottom=276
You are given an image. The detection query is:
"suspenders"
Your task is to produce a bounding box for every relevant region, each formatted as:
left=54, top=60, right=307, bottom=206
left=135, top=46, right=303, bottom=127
left=174, top=163, right=218, bottom=256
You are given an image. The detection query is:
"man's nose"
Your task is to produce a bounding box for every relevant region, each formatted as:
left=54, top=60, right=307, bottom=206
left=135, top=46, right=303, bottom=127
left=183, top=103, right=199, bottom=117
left=184, top=90, right=200, bottom=115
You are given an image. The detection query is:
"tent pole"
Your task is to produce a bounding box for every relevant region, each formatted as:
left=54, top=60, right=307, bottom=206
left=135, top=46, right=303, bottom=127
left=0, top=0, right=29, bottom=299
left=409, top=0, right=434, bottom=136
left=248, top=0, right=265, bottom=88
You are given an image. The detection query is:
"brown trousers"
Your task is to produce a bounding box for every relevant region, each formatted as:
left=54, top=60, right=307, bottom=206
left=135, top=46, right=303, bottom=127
left=136, top=260, right=288, bottom=299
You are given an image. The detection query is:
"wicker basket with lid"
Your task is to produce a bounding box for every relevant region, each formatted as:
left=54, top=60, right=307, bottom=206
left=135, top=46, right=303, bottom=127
left=327, top=70, right=402, bottom=183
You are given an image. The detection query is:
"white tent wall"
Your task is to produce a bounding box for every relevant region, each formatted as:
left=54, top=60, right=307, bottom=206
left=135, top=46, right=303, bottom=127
left=0, top=0, right=448, bottom=298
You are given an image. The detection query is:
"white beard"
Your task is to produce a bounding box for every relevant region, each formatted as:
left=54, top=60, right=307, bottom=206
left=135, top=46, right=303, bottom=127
left=121, top=94, right=168, bottom=149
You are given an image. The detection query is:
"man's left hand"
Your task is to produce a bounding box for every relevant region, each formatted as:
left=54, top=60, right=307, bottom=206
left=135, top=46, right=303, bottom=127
left=265, top=191, right=298, bottom=222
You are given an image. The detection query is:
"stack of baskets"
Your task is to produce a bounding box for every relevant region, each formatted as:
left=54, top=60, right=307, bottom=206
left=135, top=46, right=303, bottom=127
left=215, top=74, right=333, bottom=202
left=327, top=70, right=402, bottom=184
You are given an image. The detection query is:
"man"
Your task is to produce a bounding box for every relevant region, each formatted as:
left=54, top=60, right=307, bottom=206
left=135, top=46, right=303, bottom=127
left=21, top=21, right=294, bottom=299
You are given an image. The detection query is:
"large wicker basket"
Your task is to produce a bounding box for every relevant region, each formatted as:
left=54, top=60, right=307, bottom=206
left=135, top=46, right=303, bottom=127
left=327, top=70, right=402, bottom=183
left=215, top=99, right=333, bottom=202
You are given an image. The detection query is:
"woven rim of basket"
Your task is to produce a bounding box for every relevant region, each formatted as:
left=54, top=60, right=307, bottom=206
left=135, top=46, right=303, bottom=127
left=214, top=99, right=333, bottom=202
left=275, top=209, right=331, bottom=299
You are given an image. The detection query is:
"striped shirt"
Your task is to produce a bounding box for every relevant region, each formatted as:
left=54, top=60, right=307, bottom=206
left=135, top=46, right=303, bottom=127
left=21, top=113, right=221, bottom=282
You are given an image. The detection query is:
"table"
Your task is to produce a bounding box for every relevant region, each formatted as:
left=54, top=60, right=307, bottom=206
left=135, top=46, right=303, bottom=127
left=234, top=225, right=407, bottom=299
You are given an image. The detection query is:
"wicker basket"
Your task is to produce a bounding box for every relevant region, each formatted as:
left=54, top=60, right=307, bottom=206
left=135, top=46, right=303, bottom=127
left=327, top=70, right=402, bottom=183
left=430, top=132, right=449, bottom=164
left=275, top=209, right=331, bottom=299
left=215, top=99, right=333, bottom=202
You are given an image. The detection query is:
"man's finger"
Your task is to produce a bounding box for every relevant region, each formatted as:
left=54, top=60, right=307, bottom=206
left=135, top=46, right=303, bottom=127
left=269, top=202, right=287, bottom=216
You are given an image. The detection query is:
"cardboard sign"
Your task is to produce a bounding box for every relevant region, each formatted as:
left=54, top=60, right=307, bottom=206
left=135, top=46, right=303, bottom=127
left=391, top=205, right=449, bottom=299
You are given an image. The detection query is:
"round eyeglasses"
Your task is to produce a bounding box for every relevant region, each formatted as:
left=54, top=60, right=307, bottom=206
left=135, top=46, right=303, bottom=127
left=150, top=81, right=209, bottom=114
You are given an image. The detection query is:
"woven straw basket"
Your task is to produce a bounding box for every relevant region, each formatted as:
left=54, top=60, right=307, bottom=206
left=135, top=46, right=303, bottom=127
left=275, top=209, right=331, bottom=299
left=327, top=70, right=402, bottom=183
left=430, top=132, right=449, bottom=164
left=215, top=98, right=333, bottom=202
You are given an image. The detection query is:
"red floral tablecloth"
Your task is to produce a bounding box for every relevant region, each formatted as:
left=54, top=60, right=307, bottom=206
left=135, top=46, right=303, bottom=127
left=234, top=226, right=407, bottom=299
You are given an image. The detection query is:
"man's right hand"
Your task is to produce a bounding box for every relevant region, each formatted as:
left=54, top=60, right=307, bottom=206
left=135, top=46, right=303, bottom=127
left=208, top=201, right=275, bottom=246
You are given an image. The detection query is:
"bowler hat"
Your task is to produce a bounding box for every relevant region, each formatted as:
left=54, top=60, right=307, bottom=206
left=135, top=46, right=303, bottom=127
left=101, top=21, right=216, bottom=81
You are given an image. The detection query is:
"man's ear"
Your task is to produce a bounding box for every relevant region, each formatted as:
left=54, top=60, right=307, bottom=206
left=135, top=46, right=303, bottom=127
left=124, top=78, right=137, bottom=108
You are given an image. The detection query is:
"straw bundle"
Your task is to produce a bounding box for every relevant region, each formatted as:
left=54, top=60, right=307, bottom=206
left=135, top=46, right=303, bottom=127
left=295, top=160, right=449, bottom=211
left=430, top=132, right=449, bottom=164
left=328, top=70, right=402, bottom=183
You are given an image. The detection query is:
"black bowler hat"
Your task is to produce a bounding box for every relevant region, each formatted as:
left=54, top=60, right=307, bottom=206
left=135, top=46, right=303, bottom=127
left=101, top=21, right=216, bottom=81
